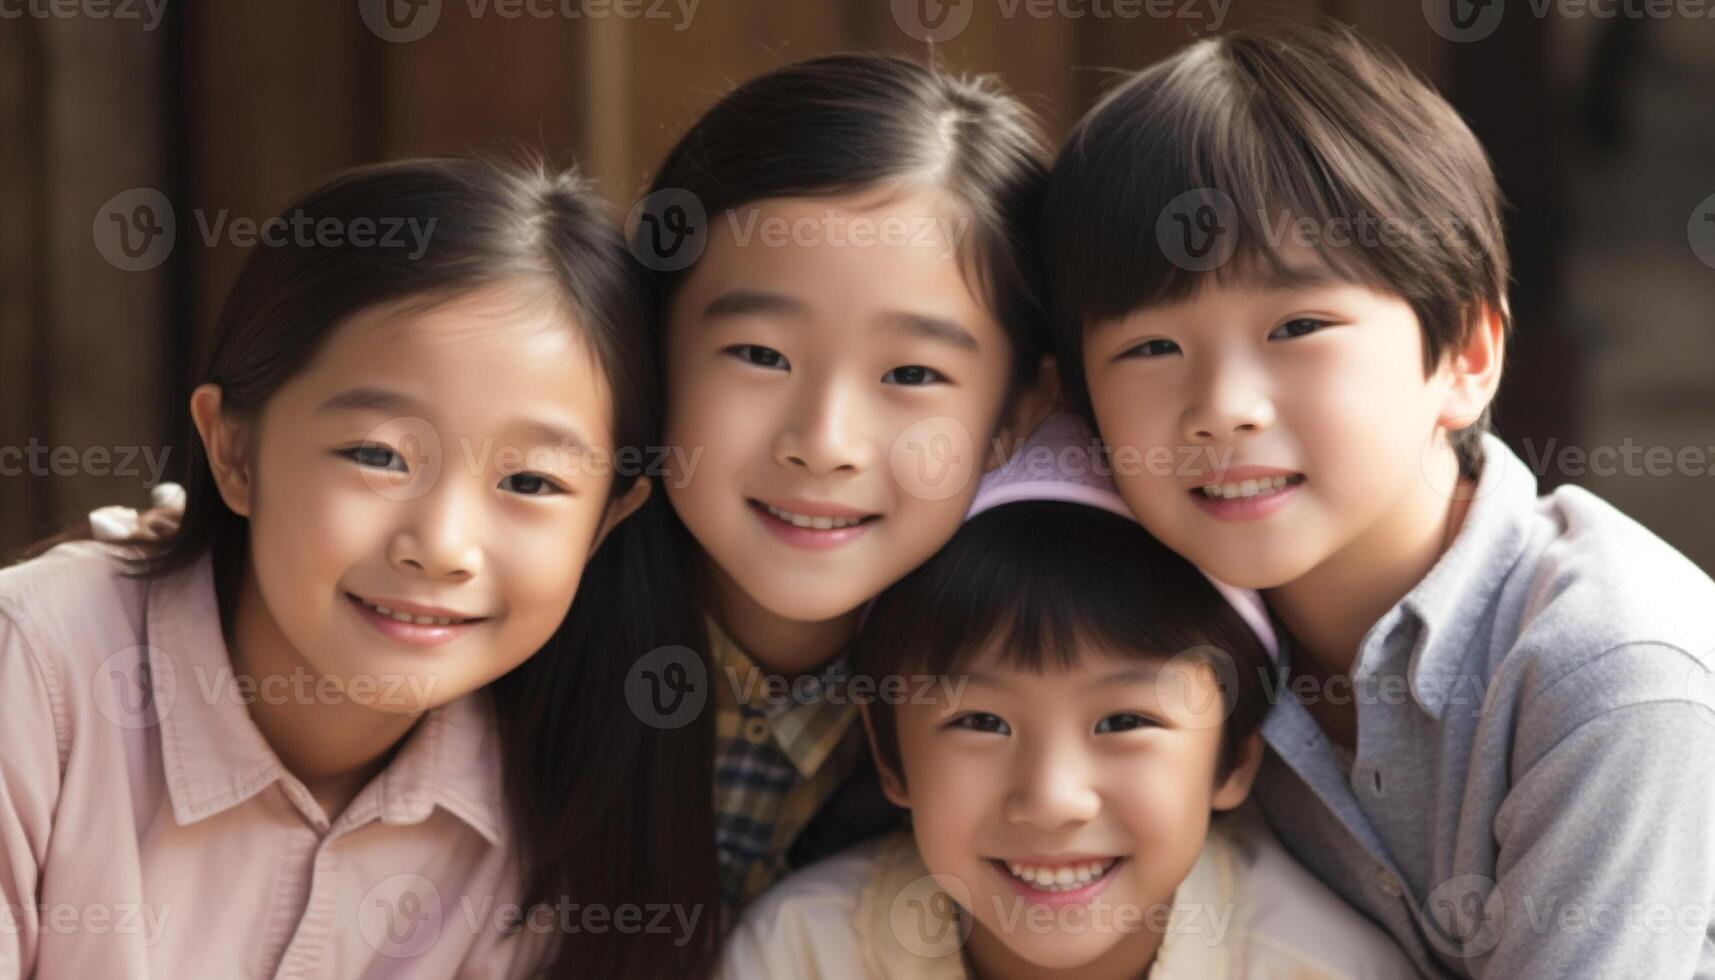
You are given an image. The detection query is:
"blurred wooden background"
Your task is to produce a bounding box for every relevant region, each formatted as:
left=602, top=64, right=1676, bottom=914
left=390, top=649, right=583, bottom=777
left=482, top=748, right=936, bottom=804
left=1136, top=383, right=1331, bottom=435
left=5, top=0, right=1710, bottom=569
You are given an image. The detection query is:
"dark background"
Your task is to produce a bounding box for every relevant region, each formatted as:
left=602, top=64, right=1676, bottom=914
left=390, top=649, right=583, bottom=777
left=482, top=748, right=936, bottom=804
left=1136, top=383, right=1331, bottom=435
left=3, top=0, right=1712, bottom=568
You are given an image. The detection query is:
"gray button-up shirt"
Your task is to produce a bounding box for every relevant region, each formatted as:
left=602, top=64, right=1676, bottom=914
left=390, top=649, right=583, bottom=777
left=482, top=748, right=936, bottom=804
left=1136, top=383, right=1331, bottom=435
left=1255, top=433, right=1715, bottom=979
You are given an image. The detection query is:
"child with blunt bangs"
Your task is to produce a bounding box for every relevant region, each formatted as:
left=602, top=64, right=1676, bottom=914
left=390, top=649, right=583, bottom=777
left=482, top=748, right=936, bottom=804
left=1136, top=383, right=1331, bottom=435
left=721, top=416, right=1415, bottom=979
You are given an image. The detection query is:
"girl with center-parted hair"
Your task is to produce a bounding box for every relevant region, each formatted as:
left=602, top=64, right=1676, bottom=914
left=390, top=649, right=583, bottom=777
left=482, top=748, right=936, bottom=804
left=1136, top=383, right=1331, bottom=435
left=0, top=157, right=721, bottom=979
left=627, top=52, right=1060, bottom=926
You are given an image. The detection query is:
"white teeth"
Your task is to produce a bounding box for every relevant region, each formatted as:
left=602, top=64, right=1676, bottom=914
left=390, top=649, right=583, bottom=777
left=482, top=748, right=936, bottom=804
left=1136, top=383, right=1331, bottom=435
left=763, top=504, right=870, bottom=530
left=358, top=597, right=466, bottom=626
left=1199, top=475, right=1297, bottom=499
left=1002, top=858, right=1119, bottom=893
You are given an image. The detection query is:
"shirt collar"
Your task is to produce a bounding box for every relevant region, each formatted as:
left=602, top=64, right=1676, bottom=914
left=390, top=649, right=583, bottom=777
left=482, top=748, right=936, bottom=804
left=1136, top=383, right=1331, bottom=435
left=855, top=830, right=1241, bottom=979
left=145, top=553, right=507, bottom=845
left=1372, top=432, right=1537, bottom=718
left=708, top=615, right=859, bottom=779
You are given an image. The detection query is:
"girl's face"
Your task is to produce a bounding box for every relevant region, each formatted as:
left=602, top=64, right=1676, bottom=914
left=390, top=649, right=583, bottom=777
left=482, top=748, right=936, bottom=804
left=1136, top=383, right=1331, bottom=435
left=663, top=187, right=1016, bottom=624
left=876, top=644, right=1259, bottom=975
left=203, top=283, right=646, bottom=713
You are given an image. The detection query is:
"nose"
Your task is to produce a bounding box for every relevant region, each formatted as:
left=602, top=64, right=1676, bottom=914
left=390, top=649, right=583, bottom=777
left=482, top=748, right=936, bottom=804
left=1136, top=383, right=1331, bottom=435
left=388, top=482, right=483, bottom=581
left=1002, top=737, right=1101, bottom=831
left=1181, top=354, right=1275, bottom=444
left=772, top=375, right=874, bottom=476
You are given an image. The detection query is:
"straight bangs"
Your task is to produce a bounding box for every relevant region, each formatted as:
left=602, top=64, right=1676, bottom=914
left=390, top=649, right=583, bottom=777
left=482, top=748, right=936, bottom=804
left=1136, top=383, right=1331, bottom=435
left=1045, top=25, right=1508, bottom=388
left=860, top=502, right=1260, bottom=682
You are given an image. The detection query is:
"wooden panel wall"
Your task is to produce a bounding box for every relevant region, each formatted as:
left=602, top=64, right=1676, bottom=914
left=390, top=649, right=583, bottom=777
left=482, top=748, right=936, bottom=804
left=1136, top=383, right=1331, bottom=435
left=0, top=0, right=1572, bottom=554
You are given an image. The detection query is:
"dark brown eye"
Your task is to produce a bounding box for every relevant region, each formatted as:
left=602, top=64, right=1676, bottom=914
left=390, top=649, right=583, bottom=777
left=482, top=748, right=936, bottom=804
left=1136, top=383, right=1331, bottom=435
left=727, top=344, right=788, bottom=369
left=883, top=365, right=946, bottom=385
left=500, top=473, right=565, bottom=496
left=1095, top=713, right=1156, bottom=734
left=1271, top=318, right=1328, bottom=340
left=1123, top=339, right=1181, bottom=359
left=950, top=712, right=1011, bottom=735
left=342, top=444, right=404, bottom=472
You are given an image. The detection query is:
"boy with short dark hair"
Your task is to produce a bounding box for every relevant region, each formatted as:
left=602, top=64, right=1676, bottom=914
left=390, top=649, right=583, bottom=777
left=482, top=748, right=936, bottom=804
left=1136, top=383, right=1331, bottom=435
left=1040, top=21, right=1715, bottom=978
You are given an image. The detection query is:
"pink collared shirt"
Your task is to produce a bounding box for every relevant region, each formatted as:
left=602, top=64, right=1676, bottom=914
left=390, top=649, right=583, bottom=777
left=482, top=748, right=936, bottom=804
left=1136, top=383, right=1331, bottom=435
left=0, top=542, right=547, bottom=978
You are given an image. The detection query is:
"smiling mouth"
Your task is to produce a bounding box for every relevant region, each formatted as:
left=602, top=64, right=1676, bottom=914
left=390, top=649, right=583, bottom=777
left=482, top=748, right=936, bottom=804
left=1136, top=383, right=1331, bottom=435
left=993, top=856, right=1125, bottom=893
left=345, top=593, right=486, bottom=627
left=748, top=500, right=881, bottom=530
left=1193, top=473, right=1306, bottom=500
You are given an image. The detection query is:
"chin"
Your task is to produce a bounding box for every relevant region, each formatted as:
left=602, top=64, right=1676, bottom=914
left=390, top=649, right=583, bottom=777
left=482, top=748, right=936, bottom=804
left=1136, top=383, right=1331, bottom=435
left=1175, top=541, right=1312, bottom=591
left=753, top=585, right=872, bottom=626
left=1001, top=937, right=1116, bottom=973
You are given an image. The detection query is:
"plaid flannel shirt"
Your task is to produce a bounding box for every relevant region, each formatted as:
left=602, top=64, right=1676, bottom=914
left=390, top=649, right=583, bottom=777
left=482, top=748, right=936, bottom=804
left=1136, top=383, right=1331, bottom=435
left=708, top=616, right=863, bottom=913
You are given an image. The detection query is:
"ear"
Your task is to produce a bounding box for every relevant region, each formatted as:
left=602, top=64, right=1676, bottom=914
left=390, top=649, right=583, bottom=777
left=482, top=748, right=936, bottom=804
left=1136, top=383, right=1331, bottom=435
left=1210, top=731, right=1263, bottom=811
left=1436, top=303, right=1507, bottom=433
left=984, top=355, right=1063, bottom=472
left=860, top=702, right=911, bottom=809
left=189, top=383, right=255, bottom=518
left=588, top=476, right=652, bottom=556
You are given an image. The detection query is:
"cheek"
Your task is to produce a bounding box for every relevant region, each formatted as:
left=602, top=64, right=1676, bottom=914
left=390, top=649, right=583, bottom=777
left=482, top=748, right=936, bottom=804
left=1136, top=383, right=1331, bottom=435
left=905, top=749, right=995, bottom=862
left=665, top=378, right=773, bottom=488
left=492, top=505, right=607, bottom=637
left=250, top=456, right=380, bottom=607
left=1112, top=739, right=1222, bottom=825
left=1091, top=370, right=1172, bottom=449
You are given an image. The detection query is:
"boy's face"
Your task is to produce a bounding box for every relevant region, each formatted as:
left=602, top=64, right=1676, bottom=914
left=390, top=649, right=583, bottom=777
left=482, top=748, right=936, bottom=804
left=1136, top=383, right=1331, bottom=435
left=875, top=644, right=1258, bottom=973
left=1082, top=268, right=1465, bottom=590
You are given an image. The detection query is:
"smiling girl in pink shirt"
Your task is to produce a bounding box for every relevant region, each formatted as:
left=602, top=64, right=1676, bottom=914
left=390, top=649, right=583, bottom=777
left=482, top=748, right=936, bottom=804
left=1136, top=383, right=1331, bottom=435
left=0, top=158, right=718, bottom=978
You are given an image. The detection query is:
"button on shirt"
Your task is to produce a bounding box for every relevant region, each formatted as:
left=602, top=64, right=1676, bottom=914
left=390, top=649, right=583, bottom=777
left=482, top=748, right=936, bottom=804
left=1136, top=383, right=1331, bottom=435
left=1254, top=434, right=1715, bottom=979
left=0, top=542, right=545, bottom=978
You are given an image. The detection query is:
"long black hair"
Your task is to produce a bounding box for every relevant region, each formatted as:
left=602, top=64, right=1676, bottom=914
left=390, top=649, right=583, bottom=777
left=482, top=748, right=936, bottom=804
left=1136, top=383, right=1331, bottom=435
left=644, top=52, right=1052, bottom=395
left=92, top=156, right=718, bottom=977
left=623, top=53, right=1055, bottom=938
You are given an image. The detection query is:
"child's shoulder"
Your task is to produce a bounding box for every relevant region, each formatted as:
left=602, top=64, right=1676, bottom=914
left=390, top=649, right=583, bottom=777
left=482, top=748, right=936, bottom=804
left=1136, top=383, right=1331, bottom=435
left=1503, top=480, right=1714, bottom=708
left=1210, top=803, right=1418, bottom=978
left=0, top=540, right=157, bottom=666
left=1529, top=479, right=1714, bottom=611
left=721, top=833, right=900, bottom=980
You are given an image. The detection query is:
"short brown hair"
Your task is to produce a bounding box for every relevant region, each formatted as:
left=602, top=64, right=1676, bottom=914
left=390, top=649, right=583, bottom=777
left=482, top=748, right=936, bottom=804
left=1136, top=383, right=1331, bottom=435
left=1041, top=21, right=1510, bottom=475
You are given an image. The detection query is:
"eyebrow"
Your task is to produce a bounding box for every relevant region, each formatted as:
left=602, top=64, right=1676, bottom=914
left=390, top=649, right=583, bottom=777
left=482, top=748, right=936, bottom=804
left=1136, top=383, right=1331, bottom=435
left=1088, top=261, right=1353, bottom=337
left=317, top=386, right=590, bottom=452
left=316, top=386, right=428, bottom=416
left=701, top=289, right=806, bottom=321
left=958, top=663, right=1166, bottom=691
left=1088, top=665, right=1164, bottom=686
left=702, top=290, right=980, bottom=354
left=878, top=310, right=980, bottom=352
left=1254, top=261, right=1349, bottom=292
